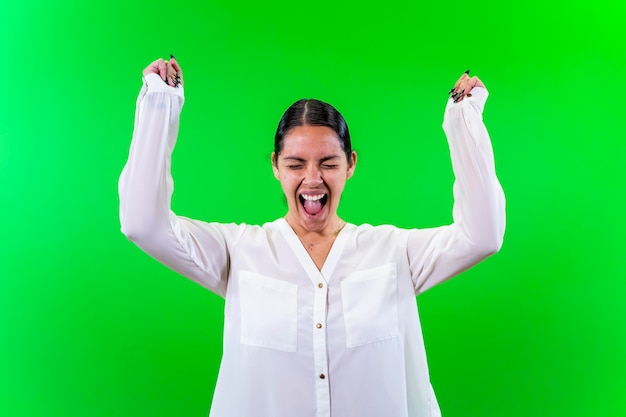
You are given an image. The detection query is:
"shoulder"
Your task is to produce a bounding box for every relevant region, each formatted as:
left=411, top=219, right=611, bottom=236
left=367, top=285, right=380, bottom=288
left=222, top=218, right=284, bottom=243
left=350, top=223, right=412, bottom=244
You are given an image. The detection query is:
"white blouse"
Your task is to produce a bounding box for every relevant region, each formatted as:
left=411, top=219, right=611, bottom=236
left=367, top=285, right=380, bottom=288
left=119, top=73, right=505, bottom=417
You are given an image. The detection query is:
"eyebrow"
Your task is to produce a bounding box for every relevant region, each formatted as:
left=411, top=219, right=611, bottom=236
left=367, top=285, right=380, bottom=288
left=282, top=155, right=342, bottom=163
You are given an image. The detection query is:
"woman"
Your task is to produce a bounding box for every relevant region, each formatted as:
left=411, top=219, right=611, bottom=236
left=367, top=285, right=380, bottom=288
left=119, top=57, right=505, bottom=417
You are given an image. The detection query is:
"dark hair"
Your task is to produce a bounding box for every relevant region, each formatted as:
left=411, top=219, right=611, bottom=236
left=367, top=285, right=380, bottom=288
left=274, top=99, right=353, bottom=164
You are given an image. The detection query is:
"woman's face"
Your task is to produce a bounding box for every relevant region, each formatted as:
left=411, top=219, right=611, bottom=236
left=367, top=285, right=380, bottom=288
left=272, top=125, right=356, bottom=234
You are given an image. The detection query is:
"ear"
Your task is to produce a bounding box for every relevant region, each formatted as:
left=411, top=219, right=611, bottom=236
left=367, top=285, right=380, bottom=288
left=271, top=152, right=280, bottom=180
left=346, top=151, right=357, bottom=179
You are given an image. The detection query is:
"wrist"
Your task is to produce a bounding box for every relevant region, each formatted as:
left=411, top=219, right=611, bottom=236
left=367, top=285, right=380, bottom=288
left=142, top=73, right=184, bottom=97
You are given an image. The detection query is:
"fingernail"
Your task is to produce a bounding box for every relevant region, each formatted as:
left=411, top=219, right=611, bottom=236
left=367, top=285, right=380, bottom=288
left=170, top=54, right=176, bottom=59
left=460, top=89, right=465, bottom=94
left=449, top=88, right=455, bottom=94
left=464, top=69, right=470, bottom=74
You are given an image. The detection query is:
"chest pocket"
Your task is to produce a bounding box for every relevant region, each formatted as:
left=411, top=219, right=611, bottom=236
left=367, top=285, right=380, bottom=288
left=341, top=263, right=399, bottom=348
left=238, top=271, right=298, bottom=352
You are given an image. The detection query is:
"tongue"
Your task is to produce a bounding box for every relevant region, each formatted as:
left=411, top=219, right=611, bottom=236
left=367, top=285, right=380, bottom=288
left=303, top=199, right=324, bottom=215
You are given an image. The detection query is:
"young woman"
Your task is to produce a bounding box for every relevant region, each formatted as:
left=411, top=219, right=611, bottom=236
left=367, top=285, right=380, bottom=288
left=119, top=57, right=505, bottom=417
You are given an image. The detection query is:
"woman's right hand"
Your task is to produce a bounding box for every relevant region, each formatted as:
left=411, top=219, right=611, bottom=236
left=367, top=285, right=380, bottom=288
left=143, top=56, right=183, bottom=87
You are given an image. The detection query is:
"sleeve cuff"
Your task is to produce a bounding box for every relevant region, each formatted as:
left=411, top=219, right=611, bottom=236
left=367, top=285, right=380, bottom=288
left=467, top=86, right=488, bottom=113
left=446, top=86, right=489, bottom=114
left=469, top=86, right=488, bottom=102
left=142, top=73, right=185, bottom=98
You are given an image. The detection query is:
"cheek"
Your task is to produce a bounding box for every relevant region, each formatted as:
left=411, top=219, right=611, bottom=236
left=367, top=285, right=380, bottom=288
left=280, top=171, right=300, bottom=184
left=279, top=175, right=297, bottom=193
left=335, top=175, right=350, bottom=190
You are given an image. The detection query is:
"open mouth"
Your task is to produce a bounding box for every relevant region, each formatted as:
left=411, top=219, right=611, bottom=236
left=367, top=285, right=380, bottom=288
left=299, top=193, right=328, bottom=216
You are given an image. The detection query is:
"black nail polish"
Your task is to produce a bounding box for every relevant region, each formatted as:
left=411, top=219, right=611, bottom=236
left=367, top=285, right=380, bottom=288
left=449, top=88, right=455, bottom=94
left=170, top=54, right=176, bottom=59
left=464, top=69, right=470, bottom=74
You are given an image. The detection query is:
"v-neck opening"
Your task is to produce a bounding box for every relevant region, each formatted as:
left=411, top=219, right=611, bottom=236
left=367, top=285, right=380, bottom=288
left=277, top=218, right=354, bottom=283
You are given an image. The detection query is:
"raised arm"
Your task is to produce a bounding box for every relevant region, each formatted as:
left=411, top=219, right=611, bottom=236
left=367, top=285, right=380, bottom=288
left=409, top=72, right=506, bottom=294
left=119, top=58, right=231, bottom=296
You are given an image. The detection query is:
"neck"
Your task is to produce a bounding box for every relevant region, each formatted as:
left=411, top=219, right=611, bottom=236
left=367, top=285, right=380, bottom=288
left=287, top=218, right=345, bottom=253
left=285, top=215, right=344, bottom=239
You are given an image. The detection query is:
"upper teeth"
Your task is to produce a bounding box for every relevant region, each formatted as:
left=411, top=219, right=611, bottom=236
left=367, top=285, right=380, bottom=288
left=302, top=194, right=325, bottom=201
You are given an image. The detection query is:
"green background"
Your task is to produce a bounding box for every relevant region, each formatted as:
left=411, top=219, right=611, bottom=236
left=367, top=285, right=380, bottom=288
left=1, top=0, right=624, bottom=416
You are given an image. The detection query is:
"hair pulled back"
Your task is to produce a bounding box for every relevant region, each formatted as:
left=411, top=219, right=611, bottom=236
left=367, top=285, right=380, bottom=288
left=274, top=99, right=353, bottom=164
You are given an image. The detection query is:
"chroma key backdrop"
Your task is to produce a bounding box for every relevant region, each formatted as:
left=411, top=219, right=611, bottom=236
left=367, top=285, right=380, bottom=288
left=1, top=0, right=624, bottom=416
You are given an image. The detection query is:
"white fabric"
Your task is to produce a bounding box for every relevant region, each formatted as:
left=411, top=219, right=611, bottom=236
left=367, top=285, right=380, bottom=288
left=119, top=73, right=506, bottom=417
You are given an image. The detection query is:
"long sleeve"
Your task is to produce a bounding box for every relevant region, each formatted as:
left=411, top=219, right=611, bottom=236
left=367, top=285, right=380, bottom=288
left=119, top=73, right=231, bottom=296
left=409, top=87, right=506, bottom=293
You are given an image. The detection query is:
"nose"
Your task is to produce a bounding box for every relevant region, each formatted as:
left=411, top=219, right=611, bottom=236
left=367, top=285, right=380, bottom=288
left=302, top=165, right=322, bottom=186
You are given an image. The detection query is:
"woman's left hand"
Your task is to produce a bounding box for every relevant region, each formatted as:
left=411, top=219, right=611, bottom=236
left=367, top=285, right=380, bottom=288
left=450, top=71, right=485, bottom=103
left=143, top=55, right=183, bottom=88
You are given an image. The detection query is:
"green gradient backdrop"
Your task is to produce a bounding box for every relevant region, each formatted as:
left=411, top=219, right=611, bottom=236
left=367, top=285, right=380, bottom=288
left=1, top=0, right=624, bottom=416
